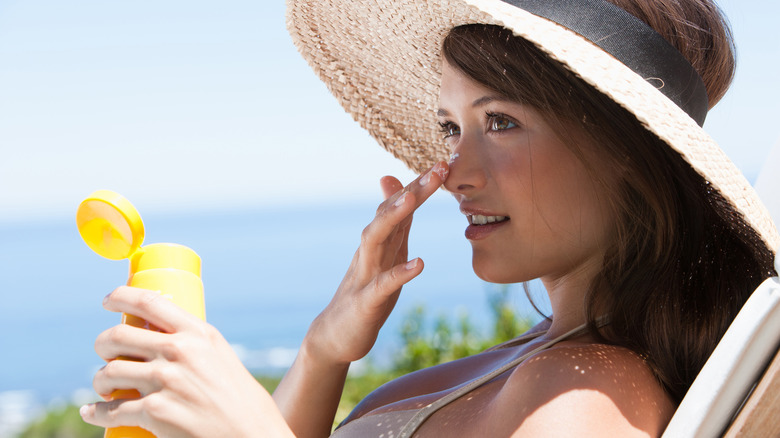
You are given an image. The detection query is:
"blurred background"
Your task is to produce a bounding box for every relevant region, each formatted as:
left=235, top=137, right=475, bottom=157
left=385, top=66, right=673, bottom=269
left=1, top=0, right=778, bottom=436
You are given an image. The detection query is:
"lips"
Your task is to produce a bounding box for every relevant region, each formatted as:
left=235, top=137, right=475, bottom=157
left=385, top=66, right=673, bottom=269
left=462, top=209, right=510, bottom=240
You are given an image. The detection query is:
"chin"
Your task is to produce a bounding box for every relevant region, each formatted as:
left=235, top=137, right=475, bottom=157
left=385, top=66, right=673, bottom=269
left=471, top=255, right=532, bottom=284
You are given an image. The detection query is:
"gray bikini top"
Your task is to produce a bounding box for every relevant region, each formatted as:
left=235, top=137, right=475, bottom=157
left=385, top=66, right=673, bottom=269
left=331, top=321, right=594, bottom=437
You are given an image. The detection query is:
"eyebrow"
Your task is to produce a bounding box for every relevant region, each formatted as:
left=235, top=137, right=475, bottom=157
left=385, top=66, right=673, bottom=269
left=437, top=95, right=511, bottom=117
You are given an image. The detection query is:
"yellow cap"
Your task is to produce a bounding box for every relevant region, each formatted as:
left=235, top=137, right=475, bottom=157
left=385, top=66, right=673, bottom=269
left=76, top=190, right=144, bottom=260
left=130, top=243, right=201, bottom=277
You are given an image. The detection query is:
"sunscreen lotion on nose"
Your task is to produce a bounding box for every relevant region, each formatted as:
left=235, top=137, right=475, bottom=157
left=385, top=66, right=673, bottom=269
left=77, top=190, right=206, bottom=438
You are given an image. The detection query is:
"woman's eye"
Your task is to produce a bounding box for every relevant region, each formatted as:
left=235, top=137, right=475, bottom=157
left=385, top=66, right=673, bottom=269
left=439, top=122, right=460, bottom=138
left=488, top=114, right=517, bottom=131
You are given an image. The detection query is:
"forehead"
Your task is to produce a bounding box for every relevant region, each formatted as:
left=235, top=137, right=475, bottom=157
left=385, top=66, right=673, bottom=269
left=438, top=61, right=504, bottom=108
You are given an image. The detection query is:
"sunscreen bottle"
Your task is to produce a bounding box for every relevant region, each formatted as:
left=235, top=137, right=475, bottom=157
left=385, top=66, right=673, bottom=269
left=77, top=190, right=206, bottom=438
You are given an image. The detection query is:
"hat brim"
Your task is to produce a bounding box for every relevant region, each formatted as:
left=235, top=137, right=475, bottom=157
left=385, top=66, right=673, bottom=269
left=286, top=0, right=779, bottom=252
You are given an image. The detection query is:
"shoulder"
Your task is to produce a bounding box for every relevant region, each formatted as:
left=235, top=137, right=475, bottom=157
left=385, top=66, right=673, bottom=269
left=491, top=342, right=676, bottom=437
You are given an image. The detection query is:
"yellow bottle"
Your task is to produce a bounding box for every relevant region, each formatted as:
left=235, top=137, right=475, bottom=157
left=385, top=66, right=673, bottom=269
left=77, top=190, right=206, bottom=438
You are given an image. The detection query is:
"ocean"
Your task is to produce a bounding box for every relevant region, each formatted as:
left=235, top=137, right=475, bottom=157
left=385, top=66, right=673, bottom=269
left=0, top=196, right=548, bottom=435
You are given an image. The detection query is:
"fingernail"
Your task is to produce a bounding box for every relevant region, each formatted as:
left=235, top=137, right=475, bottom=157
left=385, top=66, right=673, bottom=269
left=103, top=292, right=111, bottom=306
left=419, top=170, right=432, bottom=186
left=405, top=258, right=419, bottom=270
left=79, top=404, right=91, bottom=418
left=433, top=162, right=449, bottom=181
left=394, top=192, right=408, bottom=207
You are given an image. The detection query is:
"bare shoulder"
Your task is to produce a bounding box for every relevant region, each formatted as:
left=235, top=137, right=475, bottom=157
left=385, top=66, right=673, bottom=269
left=490, top=342, right=676, bottom=437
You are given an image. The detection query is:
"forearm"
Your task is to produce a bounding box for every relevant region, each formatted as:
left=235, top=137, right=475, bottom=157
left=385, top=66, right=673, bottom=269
left=273, top=338, right=350, bottom=438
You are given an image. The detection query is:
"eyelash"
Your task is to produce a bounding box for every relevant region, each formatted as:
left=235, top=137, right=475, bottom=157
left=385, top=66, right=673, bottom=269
left=438, top=121, right=459, bottom=138
left=438, top=112, right=519, bottom=139
left=485, top=112, right=519, bottom=131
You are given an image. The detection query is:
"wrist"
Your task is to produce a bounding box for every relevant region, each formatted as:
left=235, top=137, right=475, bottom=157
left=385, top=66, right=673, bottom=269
left=300, top=328, right=352, bottom=371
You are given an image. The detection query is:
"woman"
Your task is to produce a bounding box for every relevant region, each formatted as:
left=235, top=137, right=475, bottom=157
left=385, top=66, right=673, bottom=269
left=80, top=0, right=778, bottom=436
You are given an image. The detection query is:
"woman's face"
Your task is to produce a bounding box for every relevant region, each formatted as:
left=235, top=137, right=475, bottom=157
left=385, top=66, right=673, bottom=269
left=438, top=60, right=615, bottom=285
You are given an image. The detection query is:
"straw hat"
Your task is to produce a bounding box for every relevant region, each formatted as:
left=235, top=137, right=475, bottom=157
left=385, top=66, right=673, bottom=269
left=286, top=0, right=779, bottom=252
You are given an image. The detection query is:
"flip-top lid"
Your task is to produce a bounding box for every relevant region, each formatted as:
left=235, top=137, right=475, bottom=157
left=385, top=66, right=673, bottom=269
left=76, top=190, right=145, bottom=260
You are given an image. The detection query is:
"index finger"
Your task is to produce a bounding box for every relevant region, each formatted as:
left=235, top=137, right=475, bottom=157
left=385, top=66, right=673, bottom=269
left=395, top=161, right=449, bottom=221
left=382, top=161, right=449, bottom=210
left=103, top=286, right=200, bottom=334
left=366, top=161, right=449, bottom=243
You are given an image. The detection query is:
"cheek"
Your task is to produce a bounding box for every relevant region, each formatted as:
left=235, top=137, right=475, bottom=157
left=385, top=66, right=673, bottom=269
left=493, top=149, right=534, bottom=199
left=528, top=147, right=614, bottom=245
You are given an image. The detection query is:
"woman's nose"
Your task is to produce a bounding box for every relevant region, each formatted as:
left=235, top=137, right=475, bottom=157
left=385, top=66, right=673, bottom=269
left=442, top=134, right=487, bottom=195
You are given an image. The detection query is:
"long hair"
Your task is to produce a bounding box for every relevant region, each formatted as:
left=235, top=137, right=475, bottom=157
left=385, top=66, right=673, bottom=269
left=442, top=3, right=775, bottom=402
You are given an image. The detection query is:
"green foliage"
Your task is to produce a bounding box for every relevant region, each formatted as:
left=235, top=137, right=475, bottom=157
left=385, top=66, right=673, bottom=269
left=17, top=404, right=102, bottom=438
left=255, top=375, right=282, bottom=393
left=392, top=284, right=534, bottom=375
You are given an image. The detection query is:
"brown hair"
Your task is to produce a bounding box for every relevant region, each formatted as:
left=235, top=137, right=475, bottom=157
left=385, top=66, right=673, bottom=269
left=442, top=1, right=775, bottom=402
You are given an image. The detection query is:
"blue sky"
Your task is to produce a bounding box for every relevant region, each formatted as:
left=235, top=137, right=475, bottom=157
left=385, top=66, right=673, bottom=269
left=0, top=0, right=778, bottom=223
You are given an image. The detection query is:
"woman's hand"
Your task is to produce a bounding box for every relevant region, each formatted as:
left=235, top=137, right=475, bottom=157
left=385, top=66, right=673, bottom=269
left=80, top=286, right=294, bottom=438
left=303, top=161, right=449, bottom=365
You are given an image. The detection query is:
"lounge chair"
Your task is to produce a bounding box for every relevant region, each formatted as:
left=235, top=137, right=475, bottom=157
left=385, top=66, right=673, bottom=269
left=662, top=255, right=780, bottom=437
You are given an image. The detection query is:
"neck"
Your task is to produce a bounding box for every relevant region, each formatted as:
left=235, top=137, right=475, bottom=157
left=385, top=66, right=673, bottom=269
left=539, top=260, right=602, bottom=341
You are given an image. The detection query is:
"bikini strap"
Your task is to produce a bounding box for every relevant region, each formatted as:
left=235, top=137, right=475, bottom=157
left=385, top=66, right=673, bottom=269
left=397, top=317, right=608, bottom=437
left=482, top=327, right=548, bottom=352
